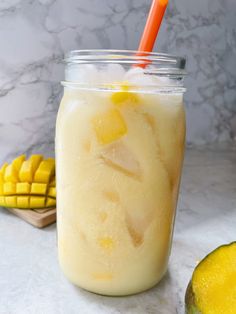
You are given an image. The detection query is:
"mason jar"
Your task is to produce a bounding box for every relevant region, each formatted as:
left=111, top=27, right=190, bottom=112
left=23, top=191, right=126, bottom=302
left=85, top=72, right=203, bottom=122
left=56, top=50, right=186, bottom=296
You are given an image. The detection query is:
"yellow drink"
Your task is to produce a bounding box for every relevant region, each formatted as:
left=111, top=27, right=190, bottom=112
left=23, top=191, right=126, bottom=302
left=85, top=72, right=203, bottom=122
left=56, top=50, right=186, bottom=295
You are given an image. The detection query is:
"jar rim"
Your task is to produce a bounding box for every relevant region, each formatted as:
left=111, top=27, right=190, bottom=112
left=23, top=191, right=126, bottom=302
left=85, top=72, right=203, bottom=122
left=64, top=49, right=186, bottom=74
left=63, top=49, right=186, bottom=93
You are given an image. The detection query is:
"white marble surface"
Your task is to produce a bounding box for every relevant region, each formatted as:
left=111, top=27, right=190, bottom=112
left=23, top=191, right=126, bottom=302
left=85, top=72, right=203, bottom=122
left=0, top=0, right=236, bottom=164
left=0, top=143, right=235, bottom=314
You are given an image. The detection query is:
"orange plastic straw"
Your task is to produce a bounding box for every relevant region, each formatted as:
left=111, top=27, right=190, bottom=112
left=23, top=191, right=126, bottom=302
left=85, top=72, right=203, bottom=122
left=138, top=0, right=168, bottom=52
left=136, top=0, right=168, bottom=67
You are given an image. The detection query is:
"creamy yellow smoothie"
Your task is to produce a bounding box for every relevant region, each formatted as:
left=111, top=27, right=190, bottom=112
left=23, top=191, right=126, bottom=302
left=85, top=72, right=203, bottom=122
left=56, top=53, right=186, bottom=296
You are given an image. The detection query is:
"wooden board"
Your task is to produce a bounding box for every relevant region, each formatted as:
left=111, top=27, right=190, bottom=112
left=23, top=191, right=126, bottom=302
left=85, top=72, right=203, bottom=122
left=7, top=207, right=56, bottom=228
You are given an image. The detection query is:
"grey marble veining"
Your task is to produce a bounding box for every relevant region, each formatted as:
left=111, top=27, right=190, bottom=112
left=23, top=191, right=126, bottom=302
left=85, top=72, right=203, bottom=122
left=0, top=143, right=235, bottom=314
left=0, top=0, right=236, bottom=163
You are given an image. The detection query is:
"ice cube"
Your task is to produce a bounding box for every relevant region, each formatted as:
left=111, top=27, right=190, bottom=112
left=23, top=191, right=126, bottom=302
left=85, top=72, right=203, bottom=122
left=125, top=210, right=154, bottom=247
left=124, top=67, right=144, bottom=81
left=126, top=222, right=143, bottom=247
left=100, top=64, right=126, bottom=85
left=66, top=64, right=99, bottom=85
left=142, top=112, right=156, bottom=132
left=124, top=66, right=154, bottom=87
left=151, top=75, right=174, bottom=87
left=125, top=65, right=176, bottom=88
left=100, top=142, right=142, bottom=181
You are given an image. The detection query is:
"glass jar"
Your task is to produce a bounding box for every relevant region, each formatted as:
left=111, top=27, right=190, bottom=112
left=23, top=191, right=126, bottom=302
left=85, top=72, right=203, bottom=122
left=56, top=50, right=186, bottom=296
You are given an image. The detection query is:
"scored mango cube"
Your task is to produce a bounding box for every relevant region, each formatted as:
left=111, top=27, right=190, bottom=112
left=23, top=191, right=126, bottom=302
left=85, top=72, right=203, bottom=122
left=0, top=196, right=6, bottom=207
left=4, top=164, right=18, bottom=183
left=47, top=157, right=55, bottom=163
left=5, top=155, right=25, bottom=183
left=0, top=155, right=56, bottom=209
left=29, top=196, right=45, bottom=208
left=19, top=161, right=32, bottom=182
left=30, top=155, right=43, bottom=173
left=17, top=196, right=29, bottom=208
left=31, top=183, right=47, bottom=195
left=19, top=155, right=43, bottom=183
left=16, top=182, right=31, bottom=194
left=0, top=163, right=8, bottom=183
left=49, top=178, right=55, bottom=187
left=12, top=155, right=25, bottom=172
left=3, top=182, right=16, bottom=195
left=34, top=159, right=55, bottom=183
left=5, top=196, right=17, bottom=208
left=48, top=187, right=56, bottom=198
left=92, top=108, right=127, bottom=145
left=46, top=197, right=56, bottom=208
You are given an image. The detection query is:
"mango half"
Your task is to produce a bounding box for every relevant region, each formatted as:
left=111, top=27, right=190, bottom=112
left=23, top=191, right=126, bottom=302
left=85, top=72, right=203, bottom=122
left=0, top=155, right=56, bottom=209
left=185, top=242, right=236, bottom=314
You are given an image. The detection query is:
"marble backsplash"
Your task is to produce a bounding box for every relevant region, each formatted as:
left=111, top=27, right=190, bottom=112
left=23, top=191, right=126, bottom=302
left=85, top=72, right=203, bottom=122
left=0, top=0, right=236, bottom=163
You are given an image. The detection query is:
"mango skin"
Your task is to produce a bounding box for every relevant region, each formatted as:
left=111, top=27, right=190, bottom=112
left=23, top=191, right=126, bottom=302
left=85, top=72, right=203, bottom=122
left=185, top=281, right=201, bottom=314
left=185, top=242, right=236, bottom=314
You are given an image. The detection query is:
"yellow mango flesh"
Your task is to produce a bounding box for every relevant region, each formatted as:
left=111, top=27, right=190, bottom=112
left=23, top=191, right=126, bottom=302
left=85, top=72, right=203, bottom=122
left=48, top=187, right=56, bottom=198
left=111, top=83, right=139, bottom=106
left=97, top=237, right=115, bottom=251
left=4, top=155, right=25, bottom=183
left=16, top=182, right=31, bottom=194
left=31, top=183, right=47, bottom=195
left=4, top=164, right=18, bottom=183
left=17, top=196, right=29, bottom=208
left=3, top=182, right=16, bottom=195
left=192, top=242, right=236, bottom=314
left=29, top=196, right=45, bottom=208
left=0, top=155, right=56, bottom=209
left=111, top=91, right=139, bottom=105
left=92, top=108, right=127, bottom=145
left=0, top=163, right=8, bottom=183
left=34, top=159, right=55, bottom=183
left=12, top=155, right=25, bottom=171
left=30, top=155, right=43, bottom=173
left=49, top=178, right=56, bottom=187
left=5, top=196, right=17, bottom=207
left=46, top=197, right=56, bottom=208
left=19, top=155, right=43, bottom=182
left=0, top=196, right=6, bottom=206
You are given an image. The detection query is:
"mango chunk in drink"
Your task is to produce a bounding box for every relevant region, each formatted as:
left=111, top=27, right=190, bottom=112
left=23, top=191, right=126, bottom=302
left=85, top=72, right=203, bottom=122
left=92, top=108, right=127, bottom=145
